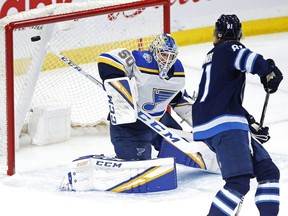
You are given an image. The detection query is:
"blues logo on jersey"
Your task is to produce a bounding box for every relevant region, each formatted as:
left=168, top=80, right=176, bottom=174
left=143, top=88, right=176, bottom=111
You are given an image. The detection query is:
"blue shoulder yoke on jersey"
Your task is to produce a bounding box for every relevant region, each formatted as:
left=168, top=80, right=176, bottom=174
left=132, top=50, right=185, bottom=78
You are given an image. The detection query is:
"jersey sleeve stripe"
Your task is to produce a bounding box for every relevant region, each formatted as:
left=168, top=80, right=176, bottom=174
left=108, top=80, right=134, bottom=108
left=245, top=52, right=258, bottom=74
left=97, top=55, right=126, bottom=73
left=234, top=48, right=248, bottom=71
left=173, top=71, right=185, bottom=77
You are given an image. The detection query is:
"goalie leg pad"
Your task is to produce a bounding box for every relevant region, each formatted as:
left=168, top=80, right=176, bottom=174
left=104, top=77, right=138, bottom=125
left=60, top=155, right=177, bottom=193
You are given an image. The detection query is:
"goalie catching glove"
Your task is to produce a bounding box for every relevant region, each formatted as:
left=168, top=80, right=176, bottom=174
left=171, top=90, right=194, bottom=126
left=247, top=114, right=270, bottom=144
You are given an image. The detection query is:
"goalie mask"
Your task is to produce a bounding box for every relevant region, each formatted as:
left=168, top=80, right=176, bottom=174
left=149, top=34, right=178, bottom=79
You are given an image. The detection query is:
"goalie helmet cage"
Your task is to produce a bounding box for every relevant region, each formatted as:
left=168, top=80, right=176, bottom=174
left=0, top=0, right=170, bottom=175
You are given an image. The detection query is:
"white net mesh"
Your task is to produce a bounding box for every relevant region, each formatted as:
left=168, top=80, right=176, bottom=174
left=0, top=0, right=167, bottom=174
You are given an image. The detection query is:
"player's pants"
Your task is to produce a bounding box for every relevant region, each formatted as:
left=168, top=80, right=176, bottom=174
left=110, top=112, right=181, bottom=160
left=204, top=130, right=280, bottom=216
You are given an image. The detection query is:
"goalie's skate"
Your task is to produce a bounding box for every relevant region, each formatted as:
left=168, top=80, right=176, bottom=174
left=59, top=176, right=73, bottom=191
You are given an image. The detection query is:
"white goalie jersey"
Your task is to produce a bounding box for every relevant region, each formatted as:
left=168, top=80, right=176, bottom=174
left=97, top=48, right=186, bottom=119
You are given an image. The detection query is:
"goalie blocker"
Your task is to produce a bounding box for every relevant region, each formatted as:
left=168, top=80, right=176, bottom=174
left=60, top=155, right=177, bottom=193
left=104, top=77, right=138, bottom=125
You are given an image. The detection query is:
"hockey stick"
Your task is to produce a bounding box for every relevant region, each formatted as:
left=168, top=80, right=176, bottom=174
left=46, top=43, right=201, bottom=154
left=259, top=92, right=270, bottom=128
left=168, top=127, right=193, bottom=142
left=235, top=197, right=244, bottom=216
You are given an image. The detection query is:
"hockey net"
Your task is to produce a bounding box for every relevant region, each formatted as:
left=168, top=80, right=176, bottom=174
left=0, top=0, right=170, bottom=175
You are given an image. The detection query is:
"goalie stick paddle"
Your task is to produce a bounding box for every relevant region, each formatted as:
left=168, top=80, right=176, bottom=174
left=46, top=43, right=202, bottom=154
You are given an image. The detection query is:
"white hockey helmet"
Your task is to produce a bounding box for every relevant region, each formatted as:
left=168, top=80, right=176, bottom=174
left=149, top=34, right=178, bottom=79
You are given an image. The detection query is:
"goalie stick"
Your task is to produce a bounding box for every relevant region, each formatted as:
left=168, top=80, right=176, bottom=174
left=46, top=42, right=202, bottom=154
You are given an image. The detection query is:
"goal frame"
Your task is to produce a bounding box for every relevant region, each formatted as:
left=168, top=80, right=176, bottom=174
left=3, top=0, right=170, bottom=176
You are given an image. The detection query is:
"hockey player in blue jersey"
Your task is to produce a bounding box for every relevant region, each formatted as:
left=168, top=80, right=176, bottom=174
left=192, top=14, right=283, bottom=215
left=97, top=34, right=217, bottom=172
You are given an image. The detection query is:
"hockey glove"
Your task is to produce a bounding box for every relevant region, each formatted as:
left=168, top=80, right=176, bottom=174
left=247, top=114, right=270, bottom=144
left=172, top=90, right=194, bottom=126
left=173, top=104, right=192, bottom=126
left=260, top=59, right=283, bottom=94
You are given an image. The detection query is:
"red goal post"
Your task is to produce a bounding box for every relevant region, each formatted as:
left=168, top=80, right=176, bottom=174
left=0, top=0, right=170, bottom=176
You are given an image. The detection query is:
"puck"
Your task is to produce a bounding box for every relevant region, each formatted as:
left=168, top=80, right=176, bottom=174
left=31, top=36, right=41, bottom=42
